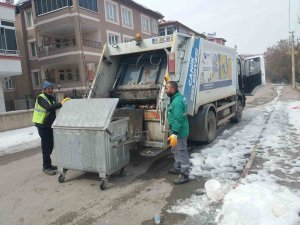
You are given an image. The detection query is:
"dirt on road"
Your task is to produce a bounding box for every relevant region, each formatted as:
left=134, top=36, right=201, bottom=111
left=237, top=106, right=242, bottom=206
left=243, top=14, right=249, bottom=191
left=0, top=84, right=297, bottom=225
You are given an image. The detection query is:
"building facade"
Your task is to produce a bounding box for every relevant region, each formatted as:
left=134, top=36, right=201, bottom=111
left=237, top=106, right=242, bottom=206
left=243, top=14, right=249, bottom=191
left=0, top=0, right=22, bottom=112
left=7, top=0, right=163, bottom=110
left=159, top=20, right=203, bottom=38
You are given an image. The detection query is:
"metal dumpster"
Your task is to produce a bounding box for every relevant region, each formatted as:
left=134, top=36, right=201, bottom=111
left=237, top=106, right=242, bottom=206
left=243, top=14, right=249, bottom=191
left=52, top=98, right=130, bottom=190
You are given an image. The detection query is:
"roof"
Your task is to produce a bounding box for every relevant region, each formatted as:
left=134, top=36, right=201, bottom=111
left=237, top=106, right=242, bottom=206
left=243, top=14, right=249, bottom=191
left=16, top=0, right=164, bottom=19
left=0, top=0, right=16, bottom=9
left=119, top=0, right=163, bottom=19
left=159, top=20, right=205, bottom=37
left=207, top=37, right=227, bottom=43
left=15, top=0, right=30, bottom=13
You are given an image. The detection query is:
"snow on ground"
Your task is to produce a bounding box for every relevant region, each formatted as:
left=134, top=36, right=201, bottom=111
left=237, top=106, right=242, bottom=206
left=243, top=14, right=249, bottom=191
left=0, top=126, right=40, bottom=157
left=169, top=86, right=300, bottom=225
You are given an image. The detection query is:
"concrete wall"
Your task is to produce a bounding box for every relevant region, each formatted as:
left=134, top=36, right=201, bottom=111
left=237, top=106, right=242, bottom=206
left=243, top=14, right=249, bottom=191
left=0, top=109, right=33, bottom=132
left=296, top=82, right=300, bottom=91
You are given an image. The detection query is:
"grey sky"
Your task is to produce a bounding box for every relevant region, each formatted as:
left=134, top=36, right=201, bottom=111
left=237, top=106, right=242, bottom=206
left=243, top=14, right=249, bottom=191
left=15, top=0, right=299, bottom=54
left=136, top=0, right=299, bottom=54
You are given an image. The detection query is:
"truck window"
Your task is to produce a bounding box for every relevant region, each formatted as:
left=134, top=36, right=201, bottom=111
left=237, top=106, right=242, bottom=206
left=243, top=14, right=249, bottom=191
left=121, top=65, right=141, bottom=85
left=118, top=51, right=167, bottom=86
left=245, top=58, right=261, bottom=76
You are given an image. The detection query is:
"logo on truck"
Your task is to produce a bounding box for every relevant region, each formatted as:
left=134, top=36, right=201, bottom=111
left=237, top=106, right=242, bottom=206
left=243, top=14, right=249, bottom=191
left=184, top=37, right=200, bottom=115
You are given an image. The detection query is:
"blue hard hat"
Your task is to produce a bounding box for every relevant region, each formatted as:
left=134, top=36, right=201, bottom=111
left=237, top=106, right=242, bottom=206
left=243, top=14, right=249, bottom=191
left=43, top=80, right=53, bottom=89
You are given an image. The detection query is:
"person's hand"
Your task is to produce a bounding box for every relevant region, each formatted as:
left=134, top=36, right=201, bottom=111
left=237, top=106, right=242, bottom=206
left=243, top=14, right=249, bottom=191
left=168, top=134, right=177, bottom=148
left=61, top=97, right=71, bottom=105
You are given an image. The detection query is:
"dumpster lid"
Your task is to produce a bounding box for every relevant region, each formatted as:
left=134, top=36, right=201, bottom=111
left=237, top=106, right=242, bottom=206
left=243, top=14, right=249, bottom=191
left=53, top=98, right=119, bottom=130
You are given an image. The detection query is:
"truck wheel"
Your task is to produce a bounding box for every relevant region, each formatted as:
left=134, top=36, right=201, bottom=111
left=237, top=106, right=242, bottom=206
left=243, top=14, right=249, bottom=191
left=100, top=179, right=107, bottom=190
left=206, top=111, right=216, bottom=143
left=231, top=100, right=243, bottom=123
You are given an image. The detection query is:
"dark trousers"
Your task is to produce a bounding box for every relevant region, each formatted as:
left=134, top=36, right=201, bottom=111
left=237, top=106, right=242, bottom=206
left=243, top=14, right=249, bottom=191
left=37, top=127, right=54, bottom=169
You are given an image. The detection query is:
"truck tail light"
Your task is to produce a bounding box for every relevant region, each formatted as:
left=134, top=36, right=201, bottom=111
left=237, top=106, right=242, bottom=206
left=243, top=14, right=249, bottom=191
left=168, top=52, right=176, bottom=73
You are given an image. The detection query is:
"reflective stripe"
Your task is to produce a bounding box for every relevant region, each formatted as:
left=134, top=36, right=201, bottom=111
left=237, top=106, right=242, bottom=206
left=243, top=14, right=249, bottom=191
left=34, top=107, right=46, bottom=113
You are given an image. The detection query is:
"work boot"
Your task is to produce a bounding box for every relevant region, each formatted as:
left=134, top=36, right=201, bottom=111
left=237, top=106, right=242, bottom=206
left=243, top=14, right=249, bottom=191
left=174, top=174, right=190, bottom=185
left=169, top=168, right=180, bottom=175
left=49, top=165, right=57, bottom=170
left=43, top=166, right=57, bottom=176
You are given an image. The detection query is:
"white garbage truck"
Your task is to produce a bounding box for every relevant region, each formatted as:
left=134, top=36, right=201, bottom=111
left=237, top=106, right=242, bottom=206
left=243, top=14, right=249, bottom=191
left=88, top=32, right=265, bottom=156
left=54, top=33, right=265, bottom=188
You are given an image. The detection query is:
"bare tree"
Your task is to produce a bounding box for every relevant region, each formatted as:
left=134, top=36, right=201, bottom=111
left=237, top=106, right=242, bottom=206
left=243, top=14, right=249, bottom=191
left=265, top=39, right=292, bottom=83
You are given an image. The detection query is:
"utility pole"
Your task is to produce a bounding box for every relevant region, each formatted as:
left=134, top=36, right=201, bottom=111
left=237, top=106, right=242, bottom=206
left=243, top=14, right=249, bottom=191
left=290, top=31, right=296, bottom=89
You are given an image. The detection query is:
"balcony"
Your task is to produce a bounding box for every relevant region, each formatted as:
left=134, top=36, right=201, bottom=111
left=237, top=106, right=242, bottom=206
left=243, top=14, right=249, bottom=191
left=0, top=50, right=21, bottom=77
left=34, top=0, right=100, bottom=36
left=37, top=39, right=102, bottom=60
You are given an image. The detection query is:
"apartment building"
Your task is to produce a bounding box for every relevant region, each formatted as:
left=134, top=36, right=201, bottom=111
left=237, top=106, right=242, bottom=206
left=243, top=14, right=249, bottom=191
left=207, top=36, right=227, bottom=45
left=0, top=0, right=22, bottom=112
left=159, top=20, right=206, bottom=38
left=7, top=0, right=163, bottom=110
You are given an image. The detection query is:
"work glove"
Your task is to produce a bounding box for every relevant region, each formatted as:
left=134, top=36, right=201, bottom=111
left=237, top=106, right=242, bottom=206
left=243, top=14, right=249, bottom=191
left=61, top=97, right=71, bottom=105
left=168, top=134, right=178, bottom=148
left=164, top=73, right=170, bottom=82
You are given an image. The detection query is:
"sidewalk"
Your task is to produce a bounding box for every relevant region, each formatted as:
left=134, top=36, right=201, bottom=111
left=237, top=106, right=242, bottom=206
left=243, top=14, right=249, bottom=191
left=0, top=126, right=40, bottom=157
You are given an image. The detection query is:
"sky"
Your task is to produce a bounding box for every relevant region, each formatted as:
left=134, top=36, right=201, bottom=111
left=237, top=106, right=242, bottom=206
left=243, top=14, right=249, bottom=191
left=14, top=0, right=300, bottom=54
left=136, top=0, right=300, bottom=54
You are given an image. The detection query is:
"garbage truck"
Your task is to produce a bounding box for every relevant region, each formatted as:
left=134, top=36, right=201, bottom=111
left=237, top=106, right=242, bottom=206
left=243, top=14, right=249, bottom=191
left=53, top=33, right=265, bottom=189
left=88, top=32, right=265, bottom=152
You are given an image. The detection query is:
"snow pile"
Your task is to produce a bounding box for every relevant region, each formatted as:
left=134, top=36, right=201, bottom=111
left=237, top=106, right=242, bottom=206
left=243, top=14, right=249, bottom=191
left=169, top=87, right=300, bottom=225
left=0, top=126, right=40, bottom=156
left=218, top=182, right=300, bottom=225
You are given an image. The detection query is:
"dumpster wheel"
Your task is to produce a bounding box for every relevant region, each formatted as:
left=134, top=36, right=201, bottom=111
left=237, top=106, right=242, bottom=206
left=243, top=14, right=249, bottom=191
left=58, top=174, right=65, bottom=183
left=100, top=179, right=108, bottom=190
left=120, top=167, right=126, bottom=177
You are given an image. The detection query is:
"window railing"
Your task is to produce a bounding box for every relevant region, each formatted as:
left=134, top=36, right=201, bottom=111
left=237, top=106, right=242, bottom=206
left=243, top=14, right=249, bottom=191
left=37, top=39, right=102, bottom=55
left=82, top=39, right=102, bottom=49
left=0, top=49, right=20, bottom=55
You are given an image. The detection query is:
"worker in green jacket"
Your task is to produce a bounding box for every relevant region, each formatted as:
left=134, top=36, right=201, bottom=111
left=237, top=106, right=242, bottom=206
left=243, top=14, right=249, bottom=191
left=32, top=80, right=70, bottom=175
left=165, top=81, right=190, bottom=184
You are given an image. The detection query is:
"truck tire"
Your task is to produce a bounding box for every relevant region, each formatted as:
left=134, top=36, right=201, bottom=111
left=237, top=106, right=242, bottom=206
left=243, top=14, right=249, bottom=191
left=231, top=100, right=243, bottom=123
left=206, top=111, right=217, bottom=143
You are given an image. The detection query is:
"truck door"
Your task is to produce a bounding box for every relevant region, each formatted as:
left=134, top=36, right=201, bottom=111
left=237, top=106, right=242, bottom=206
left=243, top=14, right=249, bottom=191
left=242, top=56, right=266, bottom=95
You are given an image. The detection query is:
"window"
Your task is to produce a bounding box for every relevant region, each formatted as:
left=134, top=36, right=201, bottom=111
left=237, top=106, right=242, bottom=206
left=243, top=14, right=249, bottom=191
left=26, top=11, right=34, bottom=27
left=159, top=28, right=165, bottom=36
left=34, top=0, right=73, bottom=16
left=141, top=15, right=150, bottom=34
left=151, top=19, right=158, bottom=34
left=105, top=0, right=119, bottom=24
left=67, top=69, right=72, bottom=80
left=123, top=35, right=133, bottom=43
left=32, top=71, right=41, bottom=87
left=0, top=27, right=17, bottom=53
left=4, top=77, right=15, bottom=90
left=79, top=0, right=98, bottom=12
left=30, top=42, right=37, bottom=57
left=107, top=32, right=120, bottom=45
left=121, top=6, right=133, bottom=29
left=166, top=26, right=176, bottom=35
left=1, top=20, right=14, bottom=27
left=59, top=70, right=65, bottom=81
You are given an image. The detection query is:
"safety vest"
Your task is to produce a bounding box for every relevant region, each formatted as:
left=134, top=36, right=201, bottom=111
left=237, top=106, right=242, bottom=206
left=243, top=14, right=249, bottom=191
left=32, top=94, right=52, bottom=124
